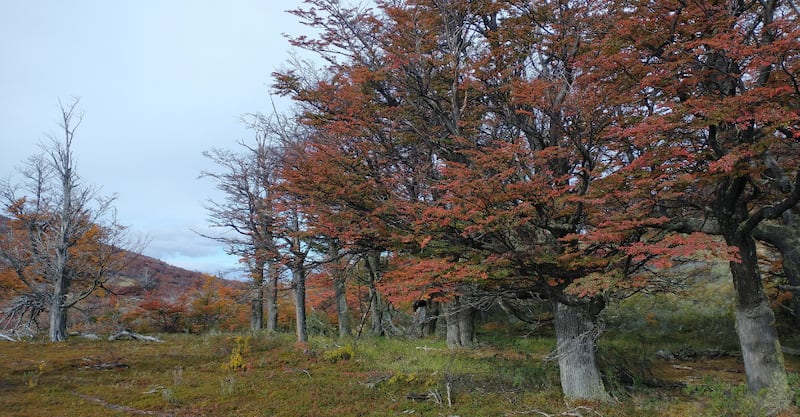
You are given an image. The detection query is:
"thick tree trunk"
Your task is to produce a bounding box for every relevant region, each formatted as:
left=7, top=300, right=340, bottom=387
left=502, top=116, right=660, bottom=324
left=333, top=273, right=351, bottom=338
left=49, top=277, right=68, bottom=342
left=728, top=234, right=789, bottom=404
left=443, top=297, right=475, bottom=349
left=553, top=300, right=609, bottom=401
left=250, top=286, right=263, bottom=332
left=291, top=262, right=307, bottom=343
left=265, top=265, right=278, bottom=333
left=410, top=302, right=427, bottom=338
left=426, top=300, right=439, bottom=336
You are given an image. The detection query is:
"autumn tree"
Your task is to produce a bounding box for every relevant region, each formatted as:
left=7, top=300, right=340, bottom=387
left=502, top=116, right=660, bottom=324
left=275, top=0, right=799, bottom=402
left=581, top=0, right=800, bottom=405
left=186, top=275, right=245, bottom=332
left=0, top=98, right=134, bottom=341
left=133, top=291, right=188, bottom=333
left=278, top=0, right=453, bottom=339
left=276, top=0, right=622, bottom=400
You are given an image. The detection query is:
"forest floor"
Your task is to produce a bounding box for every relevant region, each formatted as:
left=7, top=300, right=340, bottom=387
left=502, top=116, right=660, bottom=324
left=1, top=325, right=799, bottom=417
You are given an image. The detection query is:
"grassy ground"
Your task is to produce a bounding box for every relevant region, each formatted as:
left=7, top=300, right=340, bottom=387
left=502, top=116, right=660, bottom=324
left=1, top=326, right=799, bottom=417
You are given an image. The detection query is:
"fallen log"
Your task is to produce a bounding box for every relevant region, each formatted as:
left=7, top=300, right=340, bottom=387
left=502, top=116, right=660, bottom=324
left=108, top=330, right=163, bottom=342
left=0, top=332, right=17, bottom=342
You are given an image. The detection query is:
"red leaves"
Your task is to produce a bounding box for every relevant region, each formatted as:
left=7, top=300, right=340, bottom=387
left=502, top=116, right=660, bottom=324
left=271, top=0, right=800, bottom=309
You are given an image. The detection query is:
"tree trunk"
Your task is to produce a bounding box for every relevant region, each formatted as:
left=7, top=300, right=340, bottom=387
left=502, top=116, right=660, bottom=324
left=329, top=242, right=351, bottom=338
left=265, top=264, right=278, bottom=333
left=426, top=300, right=439, bottom=336
left=553, top=300, right=609, bottom=401
left=250, top=286, right=263, bottom=332
left=410, top=302, right=427, bottom=338
left=368, top=283, right=384, bottom=336
left=443, top=297, right=475, bottom=349
left=333, top=273, right=351, bottom=338
left=365, top=250, right=384, bottom=336
left=249, top=263, right=264, bottom=332
left=728, top=233, right=790, bottom=404
left=291, top=262, right=307, bottom=343
left=49, top=276, right=68, bottom=342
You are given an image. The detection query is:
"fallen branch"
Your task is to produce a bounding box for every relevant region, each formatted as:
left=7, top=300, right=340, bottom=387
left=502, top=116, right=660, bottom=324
left=73, top=392, right=174, bottom=416
left=782, top=346, right=800, bottom=356
left=109, top=330, right=163, bottom=342
left=0, top=332, right=17, bottom=342
left=406, top=390, right=442, bottom=404
left=83, top=360, right=129, bottom=370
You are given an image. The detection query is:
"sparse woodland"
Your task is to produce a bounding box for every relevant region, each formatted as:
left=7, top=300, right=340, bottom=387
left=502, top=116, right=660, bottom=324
left=2, top=1, right=800, bottom=415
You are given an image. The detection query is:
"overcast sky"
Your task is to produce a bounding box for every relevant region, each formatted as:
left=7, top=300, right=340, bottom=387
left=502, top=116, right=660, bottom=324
left=0, top=1, right=311, bottom=279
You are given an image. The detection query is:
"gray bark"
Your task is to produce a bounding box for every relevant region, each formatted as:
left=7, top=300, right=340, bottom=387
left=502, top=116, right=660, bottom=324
left=426, top=300, right=439, bottom=336
left=265, top=264, right=278, bottom=333
left=291, top=261, right=307, bottom=343
left=410, top=303, right=427, bottom=338
left=333, top=273, right=351, bottom=338
left=728, top=233, right=790, bottom=403
left=368, top=284, right=384, bottom=336
left=553, top=301, right=609, bottom=401
left=250, top=284, right=263, bottom=332
left=249, top=262, right=264, bottom=331
left=328, top=242, right=351, bottom=338
left=48, top=278, right=67, bottom=342
left=443, top=297, right=475, bottom=349
left=735, top=300, right=789, bottom=400
left=365, top=250, right=384, bottom=336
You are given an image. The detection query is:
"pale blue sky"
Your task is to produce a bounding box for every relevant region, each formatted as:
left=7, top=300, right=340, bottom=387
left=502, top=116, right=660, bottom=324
left=0, top=1, right=311, bottom=278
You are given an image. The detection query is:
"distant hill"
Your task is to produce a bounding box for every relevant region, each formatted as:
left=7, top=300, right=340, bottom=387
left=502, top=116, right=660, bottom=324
left=115, top=252, right=221, bottom=296
left=0, top=215, right=246, bottom=299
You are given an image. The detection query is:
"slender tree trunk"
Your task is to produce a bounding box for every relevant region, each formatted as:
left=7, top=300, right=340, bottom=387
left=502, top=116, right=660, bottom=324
left=443, top=297, right=475, bottom=349
left=553, top=300, right=609, bottom=401
left=365, top=250, right=384, bottom=336
left=249, top=262, right=265, bottom=332
left=728, top=233, right=789, bottom=404
left=329, top=242, right=351, bottom=338
left=265, top=264, right=278, bottom=333
left=368, top=283, right=383, bottom=336
left=333, top=273, right=351, bottom=338
left=291, top=262, right=307, bottom=343
left=250, top=294, right=263, bottom=331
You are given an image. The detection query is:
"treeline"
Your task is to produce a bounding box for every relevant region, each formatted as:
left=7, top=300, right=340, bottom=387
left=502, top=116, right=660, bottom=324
left=199, top=0, right=800, bottom=407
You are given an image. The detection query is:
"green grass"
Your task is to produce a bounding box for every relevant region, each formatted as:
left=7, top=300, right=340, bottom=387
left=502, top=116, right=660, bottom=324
left=1, top=329, right=799, bottom=417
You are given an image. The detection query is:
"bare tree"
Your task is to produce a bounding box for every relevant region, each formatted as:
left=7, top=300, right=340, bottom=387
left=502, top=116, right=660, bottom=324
left=0, top=98, right=136, bottom=341
left=201, top=131, right=280, bottom=332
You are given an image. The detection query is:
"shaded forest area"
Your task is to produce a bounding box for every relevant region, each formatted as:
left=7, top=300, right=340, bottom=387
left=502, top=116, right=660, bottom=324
left=2, top=0, right=800, bottom=415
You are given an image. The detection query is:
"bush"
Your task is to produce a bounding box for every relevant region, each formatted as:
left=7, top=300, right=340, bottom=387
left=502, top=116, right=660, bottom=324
left=321, top=344, right=355, bottom=363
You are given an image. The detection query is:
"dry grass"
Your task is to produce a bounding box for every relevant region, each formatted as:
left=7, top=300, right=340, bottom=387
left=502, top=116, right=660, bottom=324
left=0, top=330, right=798, bottom=417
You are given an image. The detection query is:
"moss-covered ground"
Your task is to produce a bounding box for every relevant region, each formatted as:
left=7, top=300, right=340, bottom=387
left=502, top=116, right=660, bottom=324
left=1, top=324, right=799, bottom=417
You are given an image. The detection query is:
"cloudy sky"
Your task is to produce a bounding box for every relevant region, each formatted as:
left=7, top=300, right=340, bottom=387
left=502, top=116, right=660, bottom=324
left=0, top=1, right=312, bottom=278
